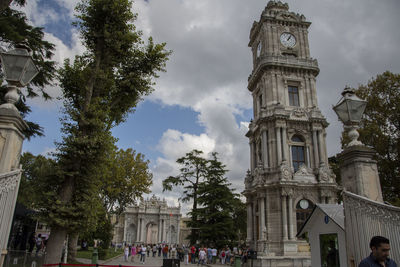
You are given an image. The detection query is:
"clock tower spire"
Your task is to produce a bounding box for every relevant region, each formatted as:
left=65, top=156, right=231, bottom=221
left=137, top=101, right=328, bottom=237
left=243, top=1, right=338, bottom=266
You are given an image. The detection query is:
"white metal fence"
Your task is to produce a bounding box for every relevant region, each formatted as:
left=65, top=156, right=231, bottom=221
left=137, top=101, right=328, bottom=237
left=343, top=191, right=400, bottom=266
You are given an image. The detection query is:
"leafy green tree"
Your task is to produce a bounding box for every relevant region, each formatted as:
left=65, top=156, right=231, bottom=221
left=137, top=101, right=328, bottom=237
left=342, top=72, right=400, bottom=204
left=188, top=153, right=241, bottom=248
left=0, top=1, right=56, bottom=137
left=17, top=152, right=61, bottom=209
left=162, top=149, right=209, bottom=244
left=100, top=147, right=153, bottom=216
left=43, top=0, right=170, bottom=263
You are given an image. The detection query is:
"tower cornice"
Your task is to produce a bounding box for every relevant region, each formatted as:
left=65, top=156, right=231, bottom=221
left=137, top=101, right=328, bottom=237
left=248, top=55, right=319, bottom=91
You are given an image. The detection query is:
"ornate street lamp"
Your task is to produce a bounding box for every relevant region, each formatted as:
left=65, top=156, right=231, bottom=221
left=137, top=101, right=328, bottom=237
left=0, top=42, right=39, bottom=111
left=333, top=86, right=367, bottom=147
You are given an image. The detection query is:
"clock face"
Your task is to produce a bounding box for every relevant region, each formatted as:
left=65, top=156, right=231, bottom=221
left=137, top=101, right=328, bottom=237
left=299, top=199, right=309, bottom=210
left=280, top=32, right=296, bottom=48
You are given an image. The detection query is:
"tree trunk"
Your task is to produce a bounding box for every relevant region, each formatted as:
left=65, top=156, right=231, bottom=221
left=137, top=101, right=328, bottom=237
left=44, top=227, right=67, bottom=264
left=45, top=177, right=75, bottom=264
left=67, top=233, right=79, bottom=263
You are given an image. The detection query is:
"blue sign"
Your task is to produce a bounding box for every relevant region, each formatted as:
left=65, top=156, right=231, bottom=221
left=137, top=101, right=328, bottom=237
left=324, top=215, right=329, bottom=224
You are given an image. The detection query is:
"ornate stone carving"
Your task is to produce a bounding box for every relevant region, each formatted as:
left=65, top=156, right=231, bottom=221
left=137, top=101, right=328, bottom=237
left=0, top=170, right=21, bottom=194
left=245, top=169, right=253, bottom=188
left=280, top=161, right=292, bottom=180
left=318, top=164, right=335, bottom=183
left=294, top=164, right=312, bottom=176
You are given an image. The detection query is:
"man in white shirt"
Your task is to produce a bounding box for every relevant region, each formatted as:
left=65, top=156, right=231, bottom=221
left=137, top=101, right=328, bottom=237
left=198, top=248, right=206, bottom=266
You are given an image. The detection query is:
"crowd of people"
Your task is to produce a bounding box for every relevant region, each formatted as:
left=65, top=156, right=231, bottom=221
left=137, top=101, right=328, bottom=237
left=121, top=243, right=251, bottom=265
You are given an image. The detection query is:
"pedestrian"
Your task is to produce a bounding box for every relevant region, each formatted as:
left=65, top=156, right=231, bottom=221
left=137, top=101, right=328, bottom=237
left=131, top=245, right=137, bottom=262
left=153, top=244, right=157, bottom=257
left=191, top=245, right=196, bottom=264
left=147, top=244, right=150, bottom=257
left=141, top=244, right=147, bottom=264
left=35, top=234, right=43, bottom=255
left=184, top=246, right=189, bottom=265
left=220, top=249, right=226, bottom=264
left=198, top=247, right=206, bottom=266
left=158, top=244, right=162, bottom=257
left=212, top=247, right=217, bottom=264
left=171, top=245, right=177, bottom=259
left=163, top=244, right=169, bottom=259
left=359, top=236, right=397, bottom=267
left=124, top=245, right=129, bottom=262
left=207, top=247, right=212, bottom=264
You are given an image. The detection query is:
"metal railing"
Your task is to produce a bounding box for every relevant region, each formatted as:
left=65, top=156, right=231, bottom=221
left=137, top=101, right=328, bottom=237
left=343, top=191, right=400, bottom=266
left=3, top=250, right=45, bottom=267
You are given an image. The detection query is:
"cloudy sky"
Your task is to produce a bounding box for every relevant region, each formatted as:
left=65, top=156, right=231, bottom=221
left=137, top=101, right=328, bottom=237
left=19, top=0, right=400, bottom=213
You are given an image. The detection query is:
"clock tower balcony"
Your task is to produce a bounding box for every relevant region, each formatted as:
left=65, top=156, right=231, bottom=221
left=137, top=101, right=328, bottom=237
left=248, top=54, right=319, bottom=92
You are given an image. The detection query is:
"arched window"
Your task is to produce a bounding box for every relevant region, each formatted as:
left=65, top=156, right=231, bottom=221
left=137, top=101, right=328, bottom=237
left=291, top=135, right=305, bottom=172
left=296, top=199, right=314, bottom=234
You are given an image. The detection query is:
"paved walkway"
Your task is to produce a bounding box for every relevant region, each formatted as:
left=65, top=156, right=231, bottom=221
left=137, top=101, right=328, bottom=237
left=77, top=255, right=238, bottom=267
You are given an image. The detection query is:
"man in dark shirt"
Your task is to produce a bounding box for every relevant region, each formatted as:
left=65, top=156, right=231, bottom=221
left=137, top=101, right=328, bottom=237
left=359, top=236, right=397, bottom=267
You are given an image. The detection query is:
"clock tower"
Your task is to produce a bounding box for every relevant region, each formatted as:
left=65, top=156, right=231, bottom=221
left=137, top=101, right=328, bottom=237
left=243, top=1, right=338, bottom=266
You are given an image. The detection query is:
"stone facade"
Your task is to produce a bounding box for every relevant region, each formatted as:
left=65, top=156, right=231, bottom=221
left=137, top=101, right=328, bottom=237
left=243, top=1, right=338, bottom=265
left=113, top=195, right=181, bottom=245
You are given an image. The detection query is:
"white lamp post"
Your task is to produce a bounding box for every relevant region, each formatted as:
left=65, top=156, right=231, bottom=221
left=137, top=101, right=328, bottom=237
left=333, top=86, right=367, bottom=147
left=0, top=43, right=38, bottom=267
left=0, top=42, right=39, bottom=111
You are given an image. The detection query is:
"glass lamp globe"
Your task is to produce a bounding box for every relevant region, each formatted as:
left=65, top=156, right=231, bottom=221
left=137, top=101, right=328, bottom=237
left=333, top=87, right=367, bottom=125
left=0, top=44, right=39, bottom=87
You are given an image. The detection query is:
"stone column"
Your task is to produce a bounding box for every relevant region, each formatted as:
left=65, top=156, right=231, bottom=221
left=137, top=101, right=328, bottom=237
left=276, top=127, right=282, bottom=165
left=141, top=219, right=146, bottom=242
left=123, top=217, right=128, bottom=242
left=163, top=219, right=167, bottom=243
left=318, top=130, right=324, bottom=165
left=281, top=194, right=288, bottom=240
left=262, top=130, right=269, bottom=168
left=250, top=141, right=255, bottom=171
left=288, top=195, right=294, bottom=240
left=246, top=202, right=253, bottom=243
left=282, top=126, right=287, bottom=161
left=312, top=130, right=319, bottom=168
left=137, top=217, right=141, bottom=242
left=158, top=218, right=162, bottom=242
left=259, top=197, right=265, bottom=240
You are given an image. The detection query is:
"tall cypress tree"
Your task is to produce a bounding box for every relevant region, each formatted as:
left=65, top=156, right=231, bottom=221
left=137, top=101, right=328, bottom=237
left=189, top=153, right=239, bottom=248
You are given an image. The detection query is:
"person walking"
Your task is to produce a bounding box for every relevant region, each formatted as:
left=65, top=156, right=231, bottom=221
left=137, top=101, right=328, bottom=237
left=191, top=245, right=196, bottom=264
left=359, top=236, right=397, bottom=267
left=184, top=246, right=189, bottom=265
left=141, top=245, right=147, bottom=264
left=131, top=245, right=137, bottom=262
left=198, top=248, right=206, bottom=266
left=124, top=245, right=129, bottom=262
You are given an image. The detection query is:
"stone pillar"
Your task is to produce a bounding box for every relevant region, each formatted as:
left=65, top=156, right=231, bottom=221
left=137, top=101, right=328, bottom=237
left=250, top=141, right=255, bottom=171
left=158, top=218, right=162, bottom=242
left=281, top=194, right=288, bottom=240
left=136, top=218, right=140, bottom=242
left=288, top=195, right=294, bottom=240
left=259, top=197, right=265, bottom=240
left=246, top=202, right=253, bottom=243
left=312, top=130, right=319, bottom=168
left=163, top=219, right=167, bottom=242
left=141, top=219, right=146, bottom=242
left=262, top=130, right=269, bottom=168
left=0, top=107, right=28, bottom=267
left=276, top=127, right=282, bottom=165
left=318, top=130, right=324, bottom=165
left=123, top=217, right=128, bottom=242
left=338, top=145, right=383, bottom=203
left=282, top=127, right=287, bottom=161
